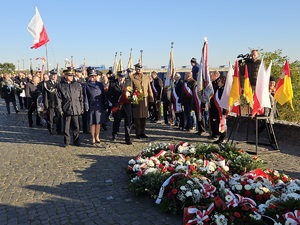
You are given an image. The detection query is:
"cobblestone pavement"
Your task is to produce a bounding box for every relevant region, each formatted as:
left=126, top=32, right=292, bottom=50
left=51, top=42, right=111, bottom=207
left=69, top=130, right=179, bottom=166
left=0, top=100, right=299, bottom=225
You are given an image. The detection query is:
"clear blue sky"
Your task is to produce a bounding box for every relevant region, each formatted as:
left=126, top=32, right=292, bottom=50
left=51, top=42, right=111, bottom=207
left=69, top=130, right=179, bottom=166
left=1, top=0, right=299, bottom=70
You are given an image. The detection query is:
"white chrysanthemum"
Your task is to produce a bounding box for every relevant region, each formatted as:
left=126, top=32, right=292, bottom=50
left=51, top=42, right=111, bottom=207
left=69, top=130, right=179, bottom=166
left=175, top=165, right=183, bottom=171
left=214, top=213, right=228, bottom=225
left=132, top=164, right=141, bottom=172
left=180, top=186, right=187, bottom=191
left=247, top=178, right=254, bottom=184
left=144, top=168, right=158, bottom=175
left=128, top=159, right=136, bottom=165
left=146, top=160, right=155, bottom=167
left=249, top=213, right=261, bottom=220
left=282, top=193, right=300, bottom=201
left=185, top=191, right=192, bottom=197
left=219, top=180, right=225, bottom=189
left=233, top=174, right=240, bottom=179
left=177, top=192, right=186, bottom=202
left=130, top=176, right=140, bottom=183
left=223, top=166, right=229, bottom=172
left=276, top=179, right=284, bottom=186
left=225, top=195, right=233, bottom=202
left=244, top=184, right=252, bottom=190
left=208, top=162, right=217, bottom=172
left=257, top=203, right=267, bottom=214
left=189, top=147, right=196, bottom=154
left=136, top=158, right=147, bottom=164
left=187, top=180, right=194, bottom=185
left=193, top=177, right=200, bottom=184
left=255, top=187, right=263, bottom=195
left=235, top=184, right=243, bottom=191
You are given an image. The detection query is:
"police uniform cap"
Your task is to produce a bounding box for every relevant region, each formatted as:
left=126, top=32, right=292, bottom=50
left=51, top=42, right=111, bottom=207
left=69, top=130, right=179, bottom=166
left=49, top=69, right=58, bottom=75
left=117, top=71, right=126, bottom=78
left=106, top=70, right=113, bottom=75
left=88, top=69, right=97, bottom=76
left=63, top=68, right=75, bottom=76
left=75, top=68, right=83, bottom=73
left=134, top=63, right=142, bottom=69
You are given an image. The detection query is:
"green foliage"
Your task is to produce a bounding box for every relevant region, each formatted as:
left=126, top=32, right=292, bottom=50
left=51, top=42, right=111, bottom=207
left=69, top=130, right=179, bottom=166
left=0, top=62, right=15, bottom=73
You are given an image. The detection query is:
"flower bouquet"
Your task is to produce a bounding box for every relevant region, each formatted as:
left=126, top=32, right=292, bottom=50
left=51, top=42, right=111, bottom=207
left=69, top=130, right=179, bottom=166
left=111, top=86, right=144, bottom=113
left=127, top=141, right=300, bottom=224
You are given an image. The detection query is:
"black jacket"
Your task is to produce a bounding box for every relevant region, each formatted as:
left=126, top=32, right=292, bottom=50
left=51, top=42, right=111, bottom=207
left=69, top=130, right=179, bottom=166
left=172, top=80, right=183, bottom=104
left=107, top=79, right=132, bottom=118
left=181, top=78, right=196, bottom=106
left=43, top=79, right=59, bottom=109
left=25, top=81, right=42, bottom=106
left=56, top=78, right=83, bottom=116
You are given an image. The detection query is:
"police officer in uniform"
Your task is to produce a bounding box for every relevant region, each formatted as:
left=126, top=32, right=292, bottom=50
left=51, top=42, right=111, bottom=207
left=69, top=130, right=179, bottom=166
left=56, top=68, right=84, bottom=147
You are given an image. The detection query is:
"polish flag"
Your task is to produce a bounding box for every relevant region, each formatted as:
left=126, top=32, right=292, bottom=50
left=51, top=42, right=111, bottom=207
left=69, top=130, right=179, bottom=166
left=251, top=59, right=272, bottom=118
left=27, top=7, right=49, bottom=49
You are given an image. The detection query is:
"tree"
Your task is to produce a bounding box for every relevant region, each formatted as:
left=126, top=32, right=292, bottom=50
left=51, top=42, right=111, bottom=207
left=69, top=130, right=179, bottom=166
left=0, top=62, right=16, bottom=73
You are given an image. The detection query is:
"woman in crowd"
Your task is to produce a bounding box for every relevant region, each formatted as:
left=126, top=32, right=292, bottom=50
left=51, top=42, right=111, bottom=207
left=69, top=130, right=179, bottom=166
left=83, top=69, right=107, bottom=145
left=0, top=73, right=20, bottom=114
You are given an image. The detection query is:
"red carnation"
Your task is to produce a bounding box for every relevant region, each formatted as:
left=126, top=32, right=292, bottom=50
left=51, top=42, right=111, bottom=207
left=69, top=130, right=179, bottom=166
left=172, top=188, right=178, bottom=195
left=244, top=190, right=251, bottom=197
left=234, top=212, right=241, bottom=218
left=255, top=194, right=263, bottom=201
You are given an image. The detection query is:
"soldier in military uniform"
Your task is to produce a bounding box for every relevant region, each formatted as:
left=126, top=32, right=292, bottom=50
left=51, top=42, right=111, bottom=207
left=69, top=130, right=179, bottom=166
left=43, top=69, right=62, bottom=134
left=129, top=63, right=154, bottom=138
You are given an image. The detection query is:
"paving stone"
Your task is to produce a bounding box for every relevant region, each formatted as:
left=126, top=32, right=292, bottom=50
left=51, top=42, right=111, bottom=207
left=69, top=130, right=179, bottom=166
left=0, top=100, right=299, bottom=225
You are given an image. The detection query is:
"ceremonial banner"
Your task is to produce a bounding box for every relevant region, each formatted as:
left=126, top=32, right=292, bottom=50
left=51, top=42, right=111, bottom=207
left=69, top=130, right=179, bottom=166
left=27, top=7, right=49, bottom=49
left=274, top=60, right=294, bottom=110
left=243, top=64, right=253, bottom=108
left=117, top=52, right=123, bottom=72
left=197, top=37, right=213, bottom=103
left=127, top=48, right=133, bottom=69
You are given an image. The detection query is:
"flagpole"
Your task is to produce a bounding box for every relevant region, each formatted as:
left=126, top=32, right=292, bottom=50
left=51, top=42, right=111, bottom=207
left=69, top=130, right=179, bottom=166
left=45, top=44, right=49, bottom=75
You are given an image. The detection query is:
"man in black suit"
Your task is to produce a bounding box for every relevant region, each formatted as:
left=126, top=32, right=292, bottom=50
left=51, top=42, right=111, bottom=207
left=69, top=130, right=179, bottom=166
left=43, top=69, right=62, bottom=134
left=107, top=71, right=133, bottom=145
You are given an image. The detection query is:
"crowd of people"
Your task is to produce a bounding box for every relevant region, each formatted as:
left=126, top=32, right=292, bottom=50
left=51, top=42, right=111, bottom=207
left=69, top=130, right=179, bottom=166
left=0, top=50, right=275, bottom=147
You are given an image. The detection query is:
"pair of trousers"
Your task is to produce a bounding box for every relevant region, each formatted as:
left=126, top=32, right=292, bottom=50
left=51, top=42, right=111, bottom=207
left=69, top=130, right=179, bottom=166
left=183, top=105, right=192, bottom=129
left=47, top=108, right=62, bottom=133
left=27, top=102, right=40, bottom=125
left=112, top=115, right=131, bottom=141
left=134, top=118, right=146, bottom=135
left=6, top=101, right=18, bottom=114
left=64, top=115, right=80, bottom=145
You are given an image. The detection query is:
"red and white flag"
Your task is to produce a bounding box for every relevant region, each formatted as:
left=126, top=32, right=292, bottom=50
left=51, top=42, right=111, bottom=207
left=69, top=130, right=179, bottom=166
left=27, top=7, right=49, bottom=49
left=251, top=59, right=272, bottom=118
left=219, top=62, right=234, bottom=110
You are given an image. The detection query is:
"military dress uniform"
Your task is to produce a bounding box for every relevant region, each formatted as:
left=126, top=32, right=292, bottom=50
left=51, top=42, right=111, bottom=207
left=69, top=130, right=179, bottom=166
left=43, top=69, right=62, bottom=134
left=129, top=64, right=154, bottom=138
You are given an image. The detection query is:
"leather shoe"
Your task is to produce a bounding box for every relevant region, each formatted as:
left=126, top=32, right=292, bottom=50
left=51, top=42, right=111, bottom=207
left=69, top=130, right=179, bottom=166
left=140, top=133, right=148, bottom=138
left=125, top=140, right=132, bottom=145
left=135, top=134, right=141, bottom=139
